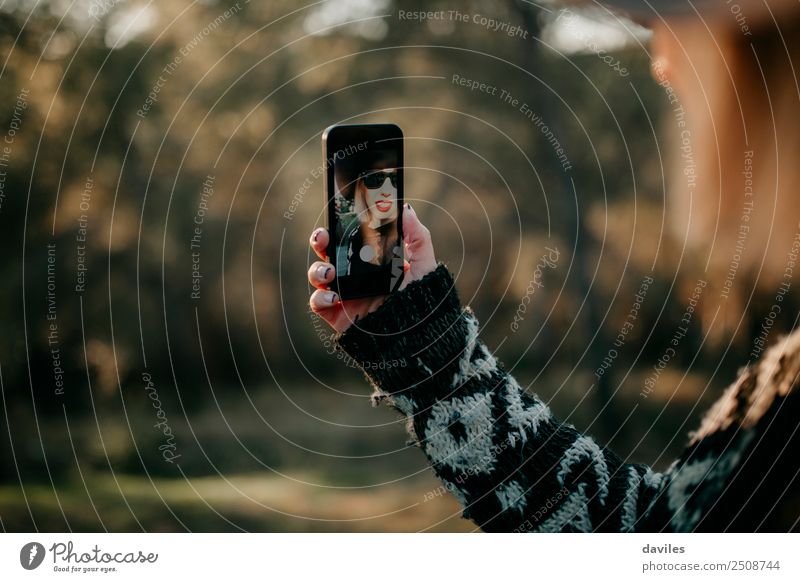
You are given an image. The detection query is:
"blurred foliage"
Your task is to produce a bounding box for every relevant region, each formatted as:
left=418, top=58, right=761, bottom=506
left=0, top=0, right=797, bottom=531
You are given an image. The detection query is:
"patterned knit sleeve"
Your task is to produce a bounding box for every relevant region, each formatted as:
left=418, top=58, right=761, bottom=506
left=333, top=262, right=669, bottom=532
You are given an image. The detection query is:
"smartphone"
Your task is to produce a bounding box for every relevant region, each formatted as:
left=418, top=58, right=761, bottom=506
left=322, top=123, right=404, bottom=300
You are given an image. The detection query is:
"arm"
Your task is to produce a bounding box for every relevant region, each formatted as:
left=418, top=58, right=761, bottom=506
left=334, top=263, right=668, bottom=532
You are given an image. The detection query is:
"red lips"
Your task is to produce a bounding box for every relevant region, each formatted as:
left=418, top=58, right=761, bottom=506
left=375, top=200, right=393, bottom=212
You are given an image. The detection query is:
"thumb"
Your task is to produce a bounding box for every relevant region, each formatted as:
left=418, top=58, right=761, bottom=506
left=402, top=203, right=437, bottom=283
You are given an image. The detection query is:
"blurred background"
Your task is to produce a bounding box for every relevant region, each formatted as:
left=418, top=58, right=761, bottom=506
left=1, top=0, right=796, bottom=532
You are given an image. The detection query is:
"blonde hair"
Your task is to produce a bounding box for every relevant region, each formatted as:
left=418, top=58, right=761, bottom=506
left=353, top=180, right=383, bottom=230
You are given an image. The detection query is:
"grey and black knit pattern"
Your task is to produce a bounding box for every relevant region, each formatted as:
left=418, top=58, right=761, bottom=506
left=334, top=263, right=800, bottom=532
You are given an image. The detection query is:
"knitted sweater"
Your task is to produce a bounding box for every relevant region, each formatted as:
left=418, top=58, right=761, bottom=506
left=334, top=263, right=800, bottom=532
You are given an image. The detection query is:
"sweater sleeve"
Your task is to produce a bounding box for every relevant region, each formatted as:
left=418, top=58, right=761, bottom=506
left=333, top=262, right=669, bottom=532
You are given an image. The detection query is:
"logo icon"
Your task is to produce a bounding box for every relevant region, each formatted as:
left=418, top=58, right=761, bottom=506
left=20, top=542, right=45, bottom=570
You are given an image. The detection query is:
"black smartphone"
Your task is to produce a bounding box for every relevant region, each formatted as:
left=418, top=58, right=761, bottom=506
left=322, top=123, right=404, bottom=300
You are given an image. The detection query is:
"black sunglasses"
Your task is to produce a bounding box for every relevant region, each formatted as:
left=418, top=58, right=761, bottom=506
left=359, top=170, right=398, bottom=189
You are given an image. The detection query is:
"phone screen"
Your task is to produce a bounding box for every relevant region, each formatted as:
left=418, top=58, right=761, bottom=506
left=323, top=124, right=404, bottom=299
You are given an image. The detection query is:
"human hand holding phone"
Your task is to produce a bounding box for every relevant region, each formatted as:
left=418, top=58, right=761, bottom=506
left=308, top=203, right=437, bottom=333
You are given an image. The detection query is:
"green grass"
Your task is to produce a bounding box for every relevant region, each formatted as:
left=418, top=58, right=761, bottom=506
left=0, top=471, right=475, bottom=532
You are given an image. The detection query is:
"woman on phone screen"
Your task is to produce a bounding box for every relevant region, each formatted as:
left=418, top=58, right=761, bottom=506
left=340, top=153, right=400, bottom=277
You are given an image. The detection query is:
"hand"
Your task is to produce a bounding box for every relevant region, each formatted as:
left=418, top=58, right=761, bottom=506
left=308, top=203, right=437, bottom=333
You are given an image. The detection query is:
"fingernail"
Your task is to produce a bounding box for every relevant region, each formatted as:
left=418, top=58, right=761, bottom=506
left=327, top=291, right=338, bottom=303
left=312, top=230, right=320, bottom=242
left=318, top=266, right=330, bottom=280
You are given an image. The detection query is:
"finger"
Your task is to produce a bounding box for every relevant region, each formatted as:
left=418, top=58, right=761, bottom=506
left=307, top=260, right=335, bottom=289
left=309, top=288, right=340, bottom=314
left=402, top=204, right=437, bottom=272
left=309, top=227, right=330, bottom=260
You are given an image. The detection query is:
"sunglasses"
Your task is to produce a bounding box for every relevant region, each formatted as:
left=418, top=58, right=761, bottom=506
left=359, top=170, right=398, bottom=189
